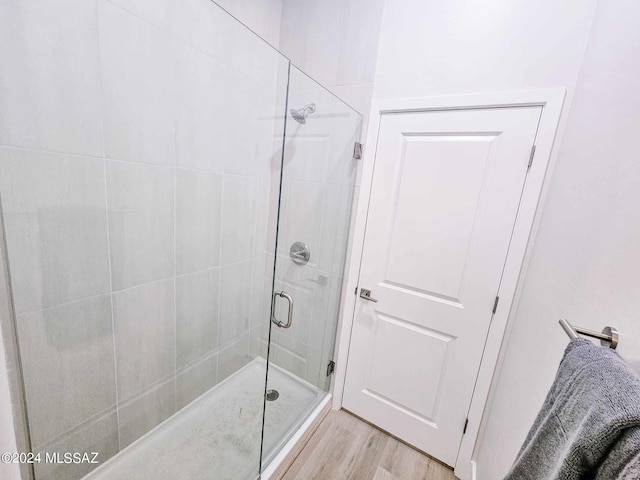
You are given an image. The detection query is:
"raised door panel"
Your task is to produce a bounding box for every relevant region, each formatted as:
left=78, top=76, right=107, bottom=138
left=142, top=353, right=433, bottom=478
left=385, top=134, right=495, bottom=303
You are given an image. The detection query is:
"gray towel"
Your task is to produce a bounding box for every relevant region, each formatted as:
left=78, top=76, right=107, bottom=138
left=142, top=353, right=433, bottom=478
left=504, top=338, right=640, bottom=480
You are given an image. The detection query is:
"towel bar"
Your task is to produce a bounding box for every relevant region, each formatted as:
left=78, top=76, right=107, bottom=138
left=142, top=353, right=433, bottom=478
left=559, top=318, right=618, bottom=349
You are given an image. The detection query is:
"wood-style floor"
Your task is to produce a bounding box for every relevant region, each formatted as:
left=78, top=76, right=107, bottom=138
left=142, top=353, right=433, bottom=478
left=280, top=410, right=457, bottom=480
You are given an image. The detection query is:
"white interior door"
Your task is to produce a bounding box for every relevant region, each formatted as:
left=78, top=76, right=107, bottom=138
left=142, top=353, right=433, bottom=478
left=343, top=106, right=542, bottom=466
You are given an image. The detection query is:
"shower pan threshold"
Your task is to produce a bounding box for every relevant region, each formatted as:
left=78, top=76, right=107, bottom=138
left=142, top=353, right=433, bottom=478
left=84, top=358, right=322, bottom=480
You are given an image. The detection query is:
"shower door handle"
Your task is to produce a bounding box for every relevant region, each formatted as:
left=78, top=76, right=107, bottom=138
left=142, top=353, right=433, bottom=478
left=271, top=291, right=293, bottom=329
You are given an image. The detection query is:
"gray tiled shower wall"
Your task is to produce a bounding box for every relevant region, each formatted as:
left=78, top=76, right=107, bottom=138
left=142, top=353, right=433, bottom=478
left=0, top=0, right=288, bottom=478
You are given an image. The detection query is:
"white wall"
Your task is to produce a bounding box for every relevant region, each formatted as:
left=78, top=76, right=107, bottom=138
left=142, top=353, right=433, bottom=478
left=373, top=0, right=596, bottom=100
left=367, top=0, right=640, bottom=478
left=475, top=0, right=640, bottom=477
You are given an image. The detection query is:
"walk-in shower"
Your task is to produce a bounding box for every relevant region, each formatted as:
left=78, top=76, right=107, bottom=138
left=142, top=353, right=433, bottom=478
left=0, top=1, right=362, bottom=479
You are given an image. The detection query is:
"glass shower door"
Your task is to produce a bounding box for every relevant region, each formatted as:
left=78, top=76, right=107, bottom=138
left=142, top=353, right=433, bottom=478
left=261, top=65, right=364, bottom=466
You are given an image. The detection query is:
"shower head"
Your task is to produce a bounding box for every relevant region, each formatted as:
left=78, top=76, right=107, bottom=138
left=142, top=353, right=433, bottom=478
left=290, top=103, right=316, bottom=124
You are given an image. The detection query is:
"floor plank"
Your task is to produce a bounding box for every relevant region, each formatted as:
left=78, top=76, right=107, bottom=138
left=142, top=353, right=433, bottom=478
left=280, top=410, right=457, bottom=480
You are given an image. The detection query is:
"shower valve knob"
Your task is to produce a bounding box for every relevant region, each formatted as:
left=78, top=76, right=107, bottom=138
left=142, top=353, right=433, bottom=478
left=290, top=241, right=310, bottom=265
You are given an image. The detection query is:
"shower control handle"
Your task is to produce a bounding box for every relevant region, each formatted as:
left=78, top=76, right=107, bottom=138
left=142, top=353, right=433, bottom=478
left=290, top=241, right=310, bottom=265
left=271, top=291, right=294, bottom=328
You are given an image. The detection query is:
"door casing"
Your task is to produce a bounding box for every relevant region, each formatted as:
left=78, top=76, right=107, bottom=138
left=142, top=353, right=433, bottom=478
left=332, top=89, right=566, bottom=480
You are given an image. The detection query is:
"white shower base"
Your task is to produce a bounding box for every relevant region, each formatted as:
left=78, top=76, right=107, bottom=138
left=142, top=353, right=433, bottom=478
left=85, top=358, right=321, bottom=480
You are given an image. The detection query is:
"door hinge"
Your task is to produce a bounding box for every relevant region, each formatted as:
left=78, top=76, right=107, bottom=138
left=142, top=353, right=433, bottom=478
left=326, top=360, right=336, bottom=377
left=527, top=145, right=536, bottom=169
left=463, top=418, right=469, bottom=435
left=353, top=142, right=363, bottom=160
left=492, top=296, right=500, bottom=314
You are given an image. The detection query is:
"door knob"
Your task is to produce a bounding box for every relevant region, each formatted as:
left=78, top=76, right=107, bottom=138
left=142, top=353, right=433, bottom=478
left=359, top=288, right=378, bottom=303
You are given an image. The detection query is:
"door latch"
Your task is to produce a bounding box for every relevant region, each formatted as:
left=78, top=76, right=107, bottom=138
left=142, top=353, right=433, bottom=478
left=359, top=288, right=378, bottom=303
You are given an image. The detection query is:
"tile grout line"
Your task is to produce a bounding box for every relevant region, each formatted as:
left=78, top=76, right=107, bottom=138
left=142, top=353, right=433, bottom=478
left=277, top=179, right=293, bottom=365
left=10, top=272, right=184, bottom=318
left=34, top=403, right=119, bottom=454
left=212, top=268, right=222, bottom=385
left=104, top=0, right=270, bottom=89
left=94, top=0, right=122, bottom=453
left=249, top=175, right=262, bottom=361
left=0, top=143, right=105, bottom=161
left=0, top=143, right=286, bottom=183
left=216, top=175, right=225, bottom=384
left=173, top=153, right=178, bottom=413
left=172, top=39, right=179, bottom=413
left=0, top=142, right=359, bottom=187
left=14, top=259, right=259, bottom=319
left=103, top=156, right=122, bottom=453
left=306, top=180, right=329, bottom=386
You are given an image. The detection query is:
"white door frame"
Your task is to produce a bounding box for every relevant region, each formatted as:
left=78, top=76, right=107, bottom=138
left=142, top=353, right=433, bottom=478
left=332, top=89, right=566, bottom=479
